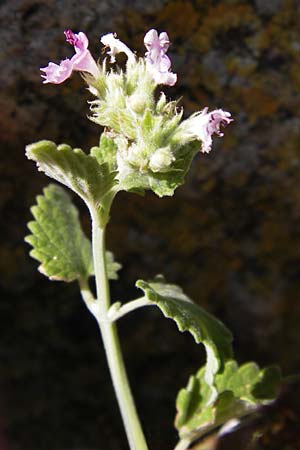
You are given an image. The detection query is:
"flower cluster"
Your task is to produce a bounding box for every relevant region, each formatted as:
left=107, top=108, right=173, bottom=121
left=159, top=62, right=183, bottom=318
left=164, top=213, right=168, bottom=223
left=40, top=28, right=232, bottom=195
left=40, top=28, right=177, bottom=87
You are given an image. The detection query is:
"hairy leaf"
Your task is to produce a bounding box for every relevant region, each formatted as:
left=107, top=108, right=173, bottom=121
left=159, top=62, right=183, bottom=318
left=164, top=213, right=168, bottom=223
left=136, top=276, right=233, bottom=394
left=25, top=184, right=121, bottom=282
left=90, top=133, right=118, bottom=171
left=25, top=184, right=93, bottom=282
left=106, top=251, right=122, bottom=280
left=175, top=359, right=281, bottom=444
left=26, top=140, right=117, bottom=207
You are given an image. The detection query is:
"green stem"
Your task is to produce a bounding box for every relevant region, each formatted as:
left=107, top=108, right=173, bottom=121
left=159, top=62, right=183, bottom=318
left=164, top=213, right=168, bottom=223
left=90, top=208, right=149, bottom=450
left=108, top=297, right=154, bottom=322
left=79, top=279, right=96, bottom=312
left=174, top=439, right=191, bottom=450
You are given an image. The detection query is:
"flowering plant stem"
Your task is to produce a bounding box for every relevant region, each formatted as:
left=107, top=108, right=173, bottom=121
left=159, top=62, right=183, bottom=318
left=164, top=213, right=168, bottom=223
left=89, top=207, right=149, bottom=450
left=174, top=438, right=192, bottom=450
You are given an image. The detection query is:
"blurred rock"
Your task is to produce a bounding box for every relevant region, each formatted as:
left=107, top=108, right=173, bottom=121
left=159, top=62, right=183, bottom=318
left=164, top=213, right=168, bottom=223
left=254, top=0, right=283, bottom=16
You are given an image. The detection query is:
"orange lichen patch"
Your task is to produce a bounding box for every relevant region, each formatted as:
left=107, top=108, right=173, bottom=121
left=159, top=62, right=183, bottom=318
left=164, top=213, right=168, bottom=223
left=155, top=1, right=198, bottom=39
left=252, top=1, right=300, bottom=56
left=239, top=87, right=279, bottom=121
left=192, top=3, right=260, bottom=51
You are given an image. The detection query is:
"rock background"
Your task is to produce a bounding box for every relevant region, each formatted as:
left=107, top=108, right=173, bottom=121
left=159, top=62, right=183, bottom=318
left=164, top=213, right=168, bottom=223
left=1, top=0, right=300, bottom=449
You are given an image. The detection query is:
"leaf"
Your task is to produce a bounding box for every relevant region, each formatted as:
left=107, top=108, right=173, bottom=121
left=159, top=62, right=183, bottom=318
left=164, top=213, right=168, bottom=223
left=136, top=275, right=233, bottom=394
left=25, top=184, right=93, bottom=282
left=106, top=251, right=122, bottom=280
left=175, top=359, right=281, bottom=444
left=26, top=141, right=117, bottom=207
left=25, top=184, right=121, bottom=283
left=90, top=132, right=118, bottom=171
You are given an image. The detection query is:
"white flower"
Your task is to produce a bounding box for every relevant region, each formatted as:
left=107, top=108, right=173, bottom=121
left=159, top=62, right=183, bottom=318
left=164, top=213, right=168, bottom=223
left=100, top=33, right=136, bottom=64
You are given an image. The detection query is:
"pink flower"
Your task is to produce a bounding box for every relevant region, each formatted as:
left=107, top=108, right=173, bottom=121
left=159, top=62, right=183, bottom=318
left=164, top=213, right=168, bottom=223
left=144, top=29, right=177, bottom=86
left=41, top=30, right=100, bottom=84
left=181, top=108, right=233, bottom=153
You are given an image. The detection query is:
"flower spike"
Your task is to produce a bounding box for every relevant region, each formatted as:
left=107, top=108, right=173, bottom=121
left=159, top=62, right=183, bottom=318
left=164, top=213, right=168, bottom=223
left=40, top=30, right=100, bottom=84
left=144, top=29, right=177, bottom=86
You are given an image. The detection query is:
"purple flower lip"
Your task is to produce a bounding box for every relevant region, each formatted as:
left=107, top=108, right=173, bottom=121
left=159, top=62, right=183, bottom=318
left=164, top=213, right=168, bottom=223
left=64, top=29, right=79, bottom=47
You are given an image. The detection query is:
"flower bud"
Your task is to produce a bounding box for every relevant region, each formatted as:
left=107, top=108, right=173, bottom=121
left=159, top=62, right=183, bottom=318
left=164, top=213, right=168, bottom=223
left=127, top=92, right=150, bottom=114
left=149, top=146, right=175, bottom=172
left=127, top=143, right=149, bottom=171
left=156, top=92, right=167, bottom=113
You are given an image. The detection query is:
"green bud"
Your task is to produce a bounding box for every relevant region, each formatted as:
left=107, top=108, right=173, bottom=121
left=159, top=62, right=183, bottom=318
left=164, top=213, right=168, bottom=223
left=126, top=143, right=149, bottom=172
left=156, top=92, right=167, bottom=113
left=149, top=146, right=175, bottom=172
left=127, top=92, right=151, bottom=114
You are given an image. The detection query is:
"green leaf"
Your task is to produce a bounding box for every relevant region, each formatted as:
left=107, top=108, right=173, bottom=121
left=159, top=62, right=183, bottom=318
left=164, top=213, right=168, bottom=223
left=25, top=184, right=122, bottom=283
left=175, top=359, right=281, bottom=444
left=105, top=251, right=122, bottom=280
left=90, top=132, right=118, bottom=171
left=25, top=184, right=93, bottom=282
left=136, top=275, right=233, bottom=393
left=26, top=140, right=117, bottom=207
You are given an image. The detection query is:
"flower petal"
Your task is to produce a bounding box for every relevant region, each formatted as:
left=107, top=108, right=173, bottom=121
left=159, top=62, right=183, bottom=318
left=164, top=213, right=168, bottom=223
left=176, top=108, right=233, bottom=153
left=41, top=30, right=99, bottom=85
left=40, top=60, right=73, bottom=84
left=144, top=29, right=177, bottom=86
left=100, top=33, right=136, bottom=64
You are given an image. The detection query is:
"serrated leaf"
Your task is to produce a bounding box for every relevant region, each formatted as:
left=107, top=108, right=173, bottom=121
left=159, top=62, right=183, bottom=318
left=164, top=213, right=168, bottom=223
left=25, top=184, right=93, bottom=282
left=26, top=140, right=117, bottom=206
left=105, top=251, right=122, bottom=280
left=175, top=359, right=281, bottom=444
left=90, top=133, right=118, bottom=171
left=25, top=184, right=122, bottom=283
left=136, top=275, right=233, bottom=393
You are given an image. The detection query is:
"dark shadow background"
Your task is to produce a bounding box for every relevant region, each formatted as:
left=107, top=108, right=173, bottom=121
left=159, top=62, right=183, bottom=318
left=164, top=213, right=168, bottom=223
left=1, top=0, right=300, bottom=449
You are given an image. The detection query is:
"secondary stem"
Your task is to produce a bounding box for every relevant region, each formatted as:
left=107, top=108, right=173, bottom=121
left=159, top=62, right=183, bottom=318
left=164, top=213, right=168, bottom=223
left=90, top=209, right=149, bottom=450
left=108, top=297, right=154, bottom=322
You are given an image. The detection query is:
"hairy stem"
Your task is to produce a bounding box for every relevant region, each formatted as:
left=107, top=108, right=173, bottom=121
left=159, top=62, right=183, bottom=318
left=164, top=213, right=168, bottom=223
left=174, top=439, right=191, bottom=450
left=108, top=297, right=154, bottom=321
left=79, top=279, right=96, bottom=313
left=90, top=208, right=149, bottom=450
